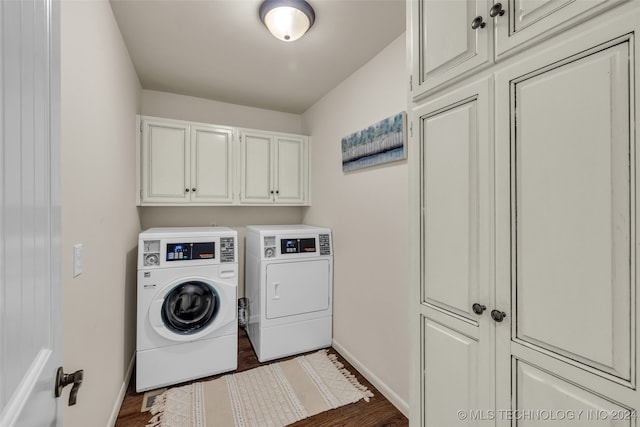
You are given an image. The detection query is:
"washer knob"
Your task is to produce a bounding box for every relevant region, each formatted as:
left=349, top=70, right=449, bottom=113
left=144, top=253, right=159, bottom=266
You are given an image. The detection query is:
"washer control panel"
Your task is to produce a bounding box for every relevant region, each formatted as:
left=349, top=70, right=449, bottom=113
left=220, top=237, right=236, bottom=263
left=138, top=228, right=237, bottom=269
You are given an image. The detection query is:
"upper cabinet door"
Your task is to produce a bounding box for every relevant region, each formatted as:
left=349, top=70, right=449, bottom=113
left=494, top=0, right=628, bottom=59
left=141, top=119, right=190, bottom=204
left=190, top=125, right=235, bottom=204
left=273, top=135, right=307, bottom=205
left=411, top=0, right=492, bottom=100
left=239, top=130, right=273, bottom=204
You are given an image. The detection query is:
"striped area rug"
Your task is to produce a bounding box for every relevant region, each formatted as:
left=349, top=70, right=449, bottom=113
left=146, top=349, right=373, bottom=427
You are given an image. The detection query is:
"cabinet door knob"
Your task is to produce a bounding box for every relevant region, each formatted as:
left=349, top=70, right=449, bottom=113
left=472, top=303, right=486, bottom=315
left=185, top=188, right=190, bottom=193
left=491, top=309, right=507, bottom=322
left=489, top=2, right=505, bottom=18
left=192, top=188, right=196, bottom=192
left=471, top=16, right=486, bottom=30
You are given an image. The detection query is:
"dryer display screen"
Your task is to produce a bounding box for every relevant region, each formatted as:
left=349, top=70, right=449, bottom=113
left=166, top=242, right=215, bottom=261
left=280, top=238, right=316, bottom=254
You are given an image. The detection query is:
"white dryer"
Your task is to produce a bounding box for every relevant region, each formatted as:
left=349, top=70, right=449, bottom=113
left=245, top=225, right=333, bottom=362
left=136, top=227, right=238, bottom=392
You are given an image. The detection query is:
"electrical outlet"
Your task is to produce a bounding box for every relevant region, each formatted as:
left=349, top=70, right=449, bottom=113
left=73, top=244, right=83, bottom=277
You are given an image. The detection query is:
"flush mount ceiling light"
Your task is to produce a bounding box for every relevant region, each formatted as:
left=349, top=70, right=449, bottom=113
left=259, top=0, right=315, bottom=42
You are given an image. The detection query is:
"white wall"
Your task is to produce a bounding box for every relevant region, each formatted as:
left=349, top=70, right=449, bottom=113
left=61, top=1, right=141, bottom=425
left=142, top=89, right=302, bottom=133
left=301, top=34, right=409, bottom=415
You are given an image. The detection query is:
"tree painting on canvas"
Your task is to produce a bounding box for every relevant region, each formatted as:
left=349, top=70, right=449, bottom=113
left=341, top=112, right=406, bottom=172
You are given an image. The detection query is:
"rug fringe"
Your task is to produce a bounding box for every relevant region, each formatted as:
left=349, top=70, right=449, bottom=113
left=145, top=393, right=166, bottom=427
left=326, top=351, right=374, bottom=402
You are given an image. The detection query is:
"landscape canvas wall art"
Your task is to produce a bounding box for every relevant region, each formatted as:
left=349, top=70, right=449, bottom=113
left=341, top=111, right=406, bottom=172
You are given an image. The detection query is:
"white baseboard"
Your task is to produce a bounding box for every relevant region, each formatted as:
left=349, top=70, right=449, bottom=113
left=331, top=339, right=409, bottom=418
left=107, top=352, right=135, bottom=427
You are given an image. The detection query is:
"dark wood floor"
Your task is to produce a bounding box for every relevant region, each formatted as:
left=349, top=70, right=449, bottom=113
left=115, top=328, right=408, bottom=427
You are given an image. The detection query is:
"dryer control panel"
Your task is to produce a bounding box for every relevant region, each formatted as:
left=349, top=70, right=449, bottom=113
left=247, top=226, right=332, bottom=259
left=281, top=237, right=316, bottom=254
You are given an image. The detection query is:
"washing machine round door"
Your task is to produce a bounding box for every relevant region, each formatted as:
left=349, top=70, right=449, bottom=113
left=161, top=281, right=219, bottom=335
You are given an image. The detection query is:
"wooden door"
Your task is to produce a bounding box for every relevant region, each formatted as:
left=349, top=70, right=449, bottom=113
left=495, top=21, right=639, bottom=424
left=412, top=78, right=493, bottom=426
left=239, top=130, right=273, bottom=204
left=190, top=125, right=234, bottom=204
left=273, top=135, right=306, bottom=205
left=0, top=0, right=62, bottom=425
left=141, top=118, right=190, bottom=204
left=411, top=0, right=492, bottom=100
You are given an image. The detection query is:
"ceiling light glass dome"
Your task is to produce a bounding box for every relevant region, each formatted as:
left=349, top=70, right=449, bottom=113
left=259, top=0, right=315, bottom=42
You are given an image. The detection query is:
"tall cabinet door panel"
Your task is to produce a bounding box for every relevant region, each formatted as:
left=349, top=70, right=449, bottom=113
left=515, top=361, right=633, bottom=426
left=274, top=136, right=306, bottom=205
left=411, top=0, right=492, bottom=100
left=421, top=315, right=492, bottom=426
left=191, top=125, right=234, bottom=204
left=413, top=78, right=493, bottom=426
left=514, top=43, right=631, bottom=379
left=495, top=24, right=638, bottom=419
left=420, top=78, right=491, bottom=320
left=141, top=119, right=190, bottom=203
left=494, top=0, right=628, bottom=59
left=240, top=131, right=272, bottom=204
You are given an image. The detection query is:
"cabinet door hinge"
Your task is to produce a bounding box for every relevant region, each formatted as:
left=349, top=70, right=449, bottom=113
left=139, top=121, right=143, bottom=132
left=410, top=121, right=413, bottom=138
left=409, top=75, right=413, bottom=91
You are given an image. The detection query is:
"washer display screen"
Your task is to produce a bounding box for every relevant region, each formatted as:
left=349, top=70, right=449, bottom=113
left=166, top=242, right=215, bottom=261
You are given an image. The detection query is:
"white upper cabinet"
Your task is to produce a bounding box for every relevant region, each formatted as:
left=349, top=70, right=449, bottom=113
left=138, top=116, right=310, bottom=206
left=494, top=0, right=627, bottom=58
left=139, top=117, right=234, bottom=205
left=140, top=118, right=191, bottom=204
left=239, top=129, right=309, bottom=205
left=239, top=130, right=272, bottom=204
left=411, top=0, right=493, bottom=100
left=190, top=124, right=235, bottom=204
left=410, top=0, right=628, bottom=101
left=274, top=135, right=307, bottom=204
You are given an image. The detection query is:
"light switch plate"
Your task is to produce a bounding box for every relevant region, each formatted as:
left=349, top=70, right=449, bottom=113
left=73, top=244, right=83, bottom=277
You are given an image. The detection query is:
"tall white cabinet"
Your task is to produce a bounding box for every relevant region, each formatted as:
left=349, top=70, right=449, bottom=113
left=409, top=1, right=640, bottom=425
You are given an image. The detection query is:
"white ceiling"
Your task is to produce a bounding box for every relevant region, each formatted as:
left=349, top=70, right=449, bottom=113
left=109, top=0, right=406, bottom=114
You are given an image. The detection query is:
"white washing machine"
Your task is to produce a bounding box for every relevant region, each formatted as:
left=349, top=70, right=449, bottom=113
left=136, top=227, right=238, bottom=392
left=245, top=225, right=333, bottom=362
